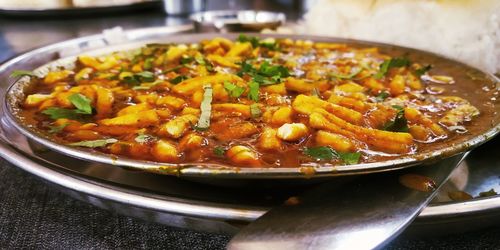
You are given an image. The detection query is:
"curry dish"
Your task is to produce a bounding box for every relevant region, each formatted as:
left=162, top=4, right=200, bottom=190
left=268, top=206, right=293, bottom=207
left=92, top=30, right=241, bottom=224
left=15, top=35, right=482, bottom=168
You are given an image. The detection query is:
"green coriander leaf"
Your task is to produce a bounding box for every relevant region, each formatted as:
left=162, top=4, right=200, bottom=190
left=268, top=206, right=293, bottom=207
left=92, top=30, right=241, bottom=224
left=48, top=123, right=69, bottom=134
left=330, top=67, right=362, bottom=80
left=41, top=107, right=85, bottom=120
left=250, top=103, right=261, bottom=119
left=132, top=80, right=163, bottom=90
left=375, top=92, right=390, bottom=102
left=170, top=75, right=188, bottom=84
left=164, top=65, right=183, bottom=73
left=123, top=71, right=156, bottom=85
left=143, top=57, right=154, bottom=70
left=237, top=60, right=256, bottom=76
left=374, top=57, right=410, bottom=79
left=415, top=64, right=432, bottom=77
left=303, top=146, right=339, bottom=161
left=195, top=55, right=206, bottom=65
left=10, top=70, right=36, bottom=78
left=237, top=34, right=279, bottom=50
left=213, top=146, right=226, bottom=157
left=382, top=105, right=409, bottom=132
left=195, top=85, right=213, bottom=130
left=68, top=93, right=92, bottom=114
left=180, top=56, right=193, bottom=65
left=135, top=71, right=155, bottom=82
left=68, top=138, right=118, bottom=148
left=123, top=75, right=140, bottom=85
left=237, top=34, right=260, bottom=48
left=338, top=152, right=361, bottom=165
left=135, top=134, right=157, bottom=143
left=223, top=81, right=245, bottom=98
left=248, top=81, right=260, bottom=101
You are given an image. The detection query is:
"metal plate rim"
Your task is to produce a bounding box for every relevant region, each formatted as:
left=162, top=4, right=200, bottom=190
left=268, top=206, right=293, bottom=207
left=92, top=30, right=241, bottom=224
left=3, top=31, right=500, bottom=179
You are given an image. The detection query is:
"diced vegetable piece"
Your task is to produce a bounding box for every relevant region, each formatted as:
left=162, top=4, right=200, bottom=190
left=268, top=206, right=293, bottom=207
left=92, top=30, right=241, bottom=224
left=158, top=114, right=198, bottom=139
left=24, top=94, right=52, bottom=108
left=117, top=103, right=151, bottom=116
left=271, top=107, right=293, bottom=125
left=226, top=42, right=252, bottom=57
left=99, top=110, right=159, bottom=127
left=439, top=104, right=480, bottom=127
left=172, top=73, right=245, bottom=95
left=75, top=67, right=93, bottom=81
left=258, top=127, right=282, bottom=151
left=389, top=74, right=406, bottom=96
left=43, top=70, right=72, bottom=84
left=94, top=86, right=114, bottom=118
left=226, top=145, right=260, bottom=166
left=156, top=95, right=186, bottom=110
left=315, top=130, right=356, bottom=152
left=277, top=123, right=309, bottom=141
left=166, top=45, right=188, bottom=62
left=151, top=140, right=179, bottom=162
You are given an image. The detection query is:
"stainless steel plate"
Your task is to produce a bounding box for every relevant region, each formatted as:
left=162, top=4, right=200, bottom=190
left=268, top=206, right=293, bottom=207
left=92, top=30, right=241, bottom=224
left=0, top=26, right=499, bottom=236
left=3, top=31, right=500, bottom=180
left=190, top=10, right=286, bottom=32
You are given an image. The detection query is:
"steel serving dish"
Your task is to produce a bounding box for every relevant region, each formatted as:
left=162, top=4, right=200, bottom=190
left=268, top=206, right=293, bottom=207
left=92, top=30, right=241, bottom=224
left=0, top=25, right=499, bottom=235
left=4, top=32, right=500, bottom=180
left=190, top=10, right=286, bottom=33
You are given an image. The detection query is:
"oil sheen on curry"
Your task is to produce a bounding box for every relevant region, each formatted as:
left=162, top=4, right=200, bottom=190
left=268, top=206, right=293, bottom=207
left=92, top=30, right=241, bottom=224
left=15, top=35, right=486, bottom=168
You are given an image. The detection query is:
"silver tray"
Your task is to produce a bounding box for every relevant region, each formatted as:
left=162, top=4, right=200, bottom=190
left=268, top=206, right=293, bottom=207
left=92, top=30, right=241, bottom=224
left=0, top=25, right=499, bottom=236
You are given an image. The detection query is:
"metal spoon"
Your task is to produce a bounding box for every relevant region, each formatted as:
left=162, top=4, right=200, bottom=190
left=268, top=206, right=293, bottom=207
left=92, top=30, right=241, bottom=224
left=228, top=153, right=466, bottom=250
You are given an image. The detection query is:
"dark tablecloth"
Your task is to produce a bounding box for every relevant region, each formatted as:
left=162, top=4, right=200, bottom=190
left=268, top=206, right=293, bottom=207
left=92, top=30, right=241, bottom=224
left=2, top=160, right=500, bottom=249
left=0, top=1, right=500, bottom=249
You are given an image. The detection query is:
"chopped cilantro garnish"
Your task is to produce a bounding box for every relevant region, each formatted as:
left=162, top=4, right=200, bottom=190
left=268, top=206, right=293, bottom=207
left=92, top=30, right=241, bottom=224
left=303, top=146, right=338, bottom=161
left=414, top=64, right=432, bottom=77
left=135, top=134, right=157, bottom=143
left=123, top=71, right=155, bottom=85
left=132, top=80, right=163, bottom=90
left=374, top=57, right=410, bottom=79
left=143, top=57, right=154, bottom=70
left=68, top=138, right=118, bottom=148
left=170, top=75, right=188, bottom=84
left=213, top=146, right=226, bottom=157
left=41, top=93, right=93, bottom=120
left=375, top=92, right=390, bottom=102
left=330, top=67, right=362, bottom=80
left=250, top=103, right=261, bottom=119
left=48, top=123, right=69, bottom=134
left=180, top=56, right=194, bottom=65
left=237, top=34, right=279, bottom=50
left=382, top=105, right=409, bottom=132
left=303, top=146, right=361, bottom=164
left=68, top=93, right=92, bottom=115
left=238, top=60, right=290, bottom=86
left=247, top=81, right=260, bottom=101
left=42, top=107, right=85, bottom=120
left=338, top=152, right=362, bottom=165
left=223, top=81, right=245, bottom=98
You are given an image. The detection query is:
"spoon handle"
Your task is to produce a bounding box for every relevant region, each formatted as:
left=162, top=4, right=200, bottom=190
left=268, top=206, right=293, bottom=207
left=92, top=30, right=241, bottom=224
left=228, top=153, right=466, bottom=250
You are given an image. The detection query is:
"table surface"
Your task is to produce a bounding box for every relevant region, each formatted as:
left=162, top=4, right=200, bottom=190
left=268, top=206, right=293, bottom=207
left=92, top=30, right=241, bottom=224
left=0, top=2, right=500, bottom=249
